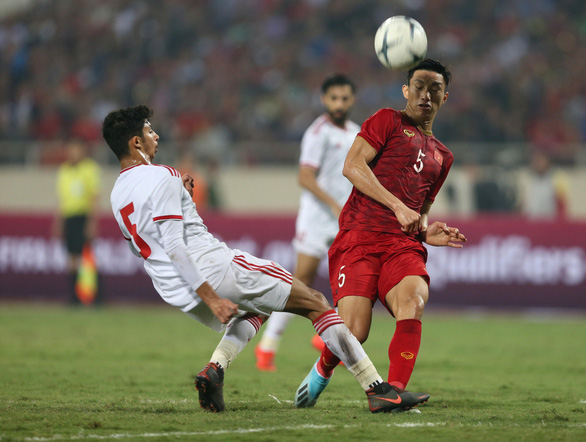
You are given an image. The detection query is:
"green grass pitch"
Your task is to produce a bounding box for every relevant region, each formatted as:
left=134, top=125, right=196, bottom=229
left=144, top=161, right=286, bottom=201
left=1, top=303, right=584, bottom=441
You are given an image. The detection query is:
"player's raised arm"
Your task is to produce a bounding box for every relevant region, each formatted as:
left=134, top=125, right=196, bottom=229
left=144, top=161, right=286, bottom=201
left=343, top=136, right=420, bottom=232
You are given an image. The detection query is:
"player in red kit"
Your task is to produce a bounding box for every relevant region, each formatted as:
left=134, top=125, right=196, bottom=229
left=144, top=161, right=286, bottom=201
left=295, top=59, right=467, bottom=408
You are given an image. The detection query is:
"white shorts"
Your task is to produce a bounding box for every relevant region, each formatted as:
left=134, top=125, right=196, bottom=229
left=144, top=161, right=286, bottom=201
left=293, top=205, right=339, bottom=258
left=293, top=225, right=338, bottom=258
left=185, top=250, right=292, bottom=332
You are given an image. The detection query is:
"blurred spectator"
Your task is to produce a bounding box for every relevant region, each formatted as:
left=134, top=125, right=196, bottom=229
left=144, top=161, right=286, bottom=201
left=0, top=1, right=584, bottom=165
left=205, top=158, right=223, bottom=211
left=473, top=164, right=517, bottom=214
left=53, top=139, right=101, bottom=305
left=521, top=150, right=568, bottom=219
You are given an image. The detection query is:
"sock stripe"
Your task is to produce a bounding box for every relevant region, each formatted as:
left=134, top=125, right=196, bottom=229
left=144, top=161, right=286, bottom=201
left=245, top=315, right=262, bottom=333
left=313, top=310, right=344, bottom=335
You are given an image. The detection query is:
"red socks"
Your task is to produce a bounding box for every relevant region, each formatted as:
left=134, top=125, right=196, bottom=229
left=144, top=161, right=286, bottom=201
left=387, top=319, right=422, bottom=390
left=316, top=345, right=340, bottom=378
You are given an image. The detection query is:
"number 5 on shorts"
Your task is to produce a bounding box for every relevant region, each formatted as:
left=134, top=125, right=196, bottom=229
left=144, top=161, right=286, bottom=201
left=338, top=265, right=346, bottom=288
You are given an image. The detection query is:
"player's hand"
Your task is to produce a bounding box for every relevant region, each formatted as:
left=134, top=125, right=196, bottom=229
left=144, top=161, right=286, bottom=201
left=395, top=204, right=421, bottom=233
left=423, top=221, right=467, bottom=248
left=209, top=298, right=239, bottom=324
left=182, top=173, right=195, bottom=197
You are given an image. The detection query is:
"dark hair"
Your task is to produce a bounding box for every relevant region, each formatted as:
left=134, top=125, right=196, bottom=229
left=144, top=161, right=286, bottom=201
left=407, top=58, right=451, bottom=89
left=321, top=73, right=356, bottom=94
left=102, top=105, right=153, bottom=160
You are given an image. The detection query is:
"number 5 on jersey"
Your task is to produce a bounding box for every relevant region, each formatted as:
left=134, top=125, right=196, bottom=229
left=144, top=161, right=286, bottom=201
left=414, top=149, right=425, bottom=173
left=120, top=202, right=152, bottom=259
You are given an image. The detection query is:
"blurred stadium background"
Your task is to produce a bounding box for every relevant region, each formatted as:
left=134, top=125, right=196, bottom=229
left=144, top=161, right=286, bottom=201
left=0, top=0, right=585, bottom=311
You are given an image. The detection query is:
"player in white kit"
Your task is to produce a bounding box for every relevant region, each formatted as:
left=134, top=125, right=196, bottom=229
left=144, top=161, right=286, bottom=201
left=256, top=74, right=360, bottom=371
left=102, top=105, right=426, bottom=413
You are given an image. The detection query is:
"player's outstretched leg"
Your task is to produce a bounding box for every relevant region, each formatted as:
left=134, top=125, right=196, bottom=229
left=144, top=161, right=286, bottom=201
left=195, top=362, right=225, bottom=412
left=294, top=358, right=332, bottom=408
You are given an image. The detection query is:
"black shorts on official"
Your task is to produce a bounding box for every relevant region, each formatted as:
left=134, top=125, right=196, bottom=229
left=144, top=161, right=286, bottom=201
left=64, top=215, right=88, bottom=255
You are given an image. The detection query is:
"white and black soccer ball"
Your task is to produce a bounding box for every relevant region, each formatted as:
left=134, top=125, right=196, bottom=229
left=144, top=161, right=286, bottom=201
left=374, top=16, right=427, bottom=70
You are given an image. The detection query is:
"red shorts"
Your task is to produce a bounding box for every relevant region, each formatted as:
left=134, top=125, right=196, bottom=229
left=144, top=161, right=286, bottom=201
left=328, top=229, right=429, bottom=314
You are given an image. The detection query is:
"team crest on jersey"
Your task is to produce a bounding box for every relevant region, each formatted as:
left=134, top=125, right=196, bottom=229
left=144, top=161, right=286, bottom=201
left=434, top=149, right=443, bottom=165
left=403, top=129, right=415, bottom=137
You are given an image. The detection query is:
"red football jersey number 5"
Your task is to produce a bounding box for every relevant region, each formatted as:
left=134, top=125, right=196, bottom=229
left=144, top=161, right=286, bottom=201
left=414, top=149, right=426, bottom=173
left=120, top=202, right=152, bottom=259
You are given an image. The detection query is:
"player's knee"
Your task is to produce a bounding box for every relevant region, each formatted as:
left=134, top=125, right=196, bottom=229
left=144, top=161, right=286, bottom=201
left=406, top=288, right=428, bottom=317
left=352, top=327, right=369, bottom=344
left=308, top=288, right=330, bottom=310
left=284, top=280, right=331, bottom=318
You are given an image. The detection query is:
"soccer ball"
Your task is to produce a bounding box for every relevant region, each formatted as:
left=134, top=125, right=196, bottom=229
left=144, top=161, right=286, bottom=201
left=374, top=16, right=427, bottom=70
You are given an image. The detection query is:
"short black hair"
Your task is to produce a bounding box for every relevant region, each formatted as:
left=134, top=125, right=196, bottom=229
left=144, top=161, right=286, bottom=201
left=321, top=73, right=356, bottom=94
left=407, top=58, right=451, bottom=89
left=102, top=105, right=153, bottom=160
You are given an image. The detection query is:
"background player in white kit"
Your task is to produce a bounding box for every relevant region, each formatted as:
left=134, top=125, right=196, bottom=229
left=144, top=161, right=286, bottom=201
left=102, top=104, right=429, bottom=413
left=256, top=74, right=360, bottom=371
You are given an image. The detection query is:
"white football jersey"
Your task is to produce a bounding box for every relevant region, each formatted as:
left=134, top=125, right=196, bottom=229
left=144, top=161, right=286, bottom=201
left=295, top=114, right=359, bottom=251
left=110, top=164, right=233, bottom=312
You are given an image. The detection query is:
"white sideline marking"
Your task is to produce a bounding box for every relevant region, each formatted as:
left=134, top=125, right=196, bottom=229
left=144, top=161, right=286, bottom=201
left=268, top=394, right=281, bottom=404
left=22, top=423, right=446, bottom=441
left=268, top=394, right=293, bottom=404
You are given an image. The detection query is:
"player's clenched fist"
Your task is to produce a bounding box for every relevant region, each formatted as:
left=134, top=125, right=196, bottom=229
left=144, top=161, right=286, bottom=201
left=394, top=204, right=421, bottom=233
left=211, top=298, right=239, bottom=324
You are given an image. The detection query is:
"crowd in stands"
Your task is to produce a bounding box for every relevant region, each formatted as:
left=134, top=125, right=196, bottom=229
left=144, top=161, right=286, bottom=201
left=0, top=0, right=584, bottom=166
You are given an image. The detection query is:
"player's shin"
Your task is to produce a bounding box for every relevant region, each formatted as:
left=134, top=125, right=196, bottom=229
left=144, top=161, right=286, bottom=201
left=313, top=309, right=383, bottom=390
left=387, top=318, right=422, bottom=389
left=210, top=313, right=263, bottom=369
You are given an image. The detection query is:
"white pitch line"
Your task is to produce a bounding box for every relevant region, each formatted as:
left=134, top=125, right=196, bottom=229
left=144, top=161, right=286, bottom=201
left=22, top=422, right=446, bottom=441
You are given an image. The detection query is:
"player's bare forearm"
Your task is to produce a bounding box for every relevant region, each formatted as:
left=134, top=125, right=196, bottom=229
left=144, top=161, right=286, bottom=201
left=298, top=166, right=341, bottom=217
left=195, top=281, right=238, bottom=324
left=344, top=136, right=420, bottom=232
left=418, top=200, right=433, bottom=233
left=423, top=221, right=467, bottom=248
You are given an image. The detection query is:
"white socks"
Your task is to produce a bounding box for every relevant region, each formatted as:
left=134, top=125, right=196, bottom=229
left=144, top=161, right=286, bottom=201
left=257, top=312, right=294, bottom=352
left=211, top=314, right=262, bottom=369
left=313, top=310, right=383, bottom=390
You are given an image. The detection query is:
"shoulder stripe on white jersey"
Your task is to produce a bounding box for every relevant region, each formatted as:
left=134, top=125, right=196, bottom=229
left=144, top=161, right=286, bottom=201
left=311, top=114, right=329, bottom=135
left=153, top=215, right=183, bottom=222
left=120, top=164, right=142, bottom=174
left=233, top=255, right=293, bottom=285
left=157, top=164, right=180, bottom=177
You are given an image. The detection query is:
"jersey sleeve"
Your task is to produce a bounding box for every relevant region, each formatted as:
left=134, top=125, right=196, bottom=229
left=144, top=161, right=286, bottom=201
left=357, top=109, right=398, bottom=153
left=150, top=173, right=184, bottom=222
left=299, top=125, right=326, bottom=170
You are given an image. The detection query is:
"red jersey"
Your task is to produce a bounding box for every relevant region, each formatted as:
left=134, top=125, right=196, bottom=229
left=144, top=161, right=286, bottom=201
left=339, top=108, right=453, bottom=234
